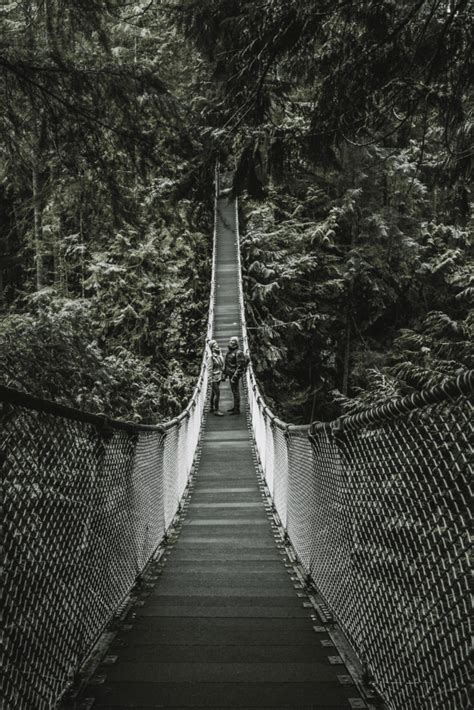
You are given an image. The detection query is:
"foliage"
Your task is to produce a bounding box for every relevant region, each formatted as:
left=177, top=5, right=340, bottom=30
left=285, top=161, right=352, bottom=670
left=0, top=1, right=214, bottom=421
left=1, top=2, right=472, bottom=424
left=177, top=0, right=472, bottom=421
left=240, top=145, right=472, bottom=421
left=0, top=296, right=191, bottom=420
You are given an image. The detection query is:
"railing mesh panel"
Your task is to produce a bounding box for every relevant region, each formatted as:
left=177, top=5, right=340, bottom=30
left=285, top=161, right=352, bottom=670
left=286, top=430, right=317, bottom=573
left=272, top=425, right=289, bottom=529
left=245, top=371, right=472, bottom=710
left=1, top=370, right=209, bottom=710
left=263, top=416, right=274, bottom=498
left=163, top=424, right=180, bottom=529
left=132, top=432, right=165, bottom=570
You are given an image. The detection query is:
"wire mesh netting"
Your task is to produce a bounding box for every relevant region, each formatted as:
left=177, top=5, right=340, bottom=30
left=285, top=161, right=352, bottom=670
left=1, top=364, right=209, bottom=710
left=245, top=365, right=472, bottom=710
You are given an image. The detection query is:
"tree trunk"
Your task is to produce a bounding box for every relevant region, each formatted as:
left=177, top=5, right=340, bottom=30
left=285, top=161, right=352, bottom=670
left=432, top=185, right=438, bottom=219
left=53, top=236, right=64, bottom=294
left=79, top=205, right=85, bottom=298
left=342, top=308, right=351, bottom=397
left=53, top=203, right=66, bottom=295
left=32, top=162, right=44, bottom=290
left=341, top=157, right=357, bottom=397
left=0, top=260, right=5, bottom=309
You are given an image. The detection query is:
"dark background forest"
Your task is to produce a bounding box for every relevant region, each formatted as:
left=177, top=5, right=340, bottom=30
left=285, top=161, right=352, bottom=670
left=1, top=0, right=472, bottom=424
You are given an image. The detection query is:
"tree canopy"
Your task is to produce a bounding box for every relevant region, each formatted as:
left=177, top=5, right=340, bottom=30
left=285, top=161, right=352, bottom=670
left=1, top=1, right=216, bottom=420
left=1, top=0, right=472, bottom=423
left=178, top=0, right=473, bottom=421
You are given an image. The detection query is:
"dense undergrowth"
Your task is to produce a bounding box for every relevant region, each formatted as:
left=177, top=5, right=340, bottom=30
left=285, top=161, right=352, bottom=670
left=239, top=149, right=472, bottom=422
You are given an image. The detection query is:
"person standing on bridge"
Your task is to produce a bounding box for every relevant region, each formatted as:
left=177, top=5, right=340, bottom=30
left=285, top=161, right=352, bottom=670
left=223, top=336, right=247, bottom=415
left=208, top=339, right=225, bottom=416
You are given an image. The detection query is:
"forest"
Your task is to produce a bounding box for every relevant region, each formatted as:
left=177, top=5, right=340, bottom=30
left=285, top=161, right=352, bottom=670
left=1, top=0, right=472, bottom=424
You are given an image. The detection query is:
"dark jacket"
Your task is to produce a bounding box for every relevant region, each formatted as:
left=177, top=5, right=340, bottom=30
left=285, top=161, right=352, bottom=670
left=224, top=348, right=246, bottom=379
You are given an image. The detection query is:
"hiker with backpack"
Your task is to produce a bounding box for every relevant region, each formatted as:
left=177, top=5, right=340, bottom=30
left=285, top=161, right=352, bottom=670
left=223, top=336, right=249, bottom=415
left=207, top=339, right=225, bottom=416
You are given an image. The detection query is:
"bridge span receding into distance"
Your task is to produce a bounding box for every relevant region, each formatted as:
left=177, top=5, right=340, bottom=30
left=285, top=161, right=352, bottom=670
left=2, top=171, right=471, bottom=710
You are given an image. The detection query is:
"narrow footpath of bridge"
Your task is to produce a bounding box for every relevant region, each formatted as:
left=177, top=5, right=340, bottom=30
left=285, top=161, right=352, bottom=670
left=78, top=197, right=366, bottom=709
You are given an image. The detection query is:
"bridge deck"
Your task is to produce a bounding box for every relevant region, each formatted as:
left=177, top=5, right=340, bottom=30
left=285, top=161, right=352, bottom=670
left=80, top=198, right=364, bottom=708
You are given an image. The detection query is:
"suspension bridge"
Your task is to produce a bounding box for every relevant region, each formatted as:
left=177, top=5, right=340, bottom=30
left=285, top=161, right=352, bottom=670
left=1, top=172, right=471, bottom=710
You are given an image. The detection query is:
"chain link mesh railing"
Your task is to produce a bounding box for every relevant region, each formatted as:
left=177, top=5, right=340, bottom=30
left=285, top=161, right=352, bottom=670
left=0, top=174, right=219, bottom=710
left=235, top=198, right=473, bottom=710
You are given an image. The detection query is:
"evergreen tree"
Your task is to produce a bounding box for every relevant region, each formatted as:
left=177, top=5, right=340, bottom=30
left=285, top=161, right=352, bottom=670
left=0, top=1, right=215, bottom=420
left=178, top=0, right=473, bottom=420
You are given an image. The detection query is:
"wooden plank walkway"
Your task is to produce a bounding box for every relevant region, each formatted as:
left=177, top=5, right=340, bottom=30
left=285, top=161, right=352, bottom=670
left=80, top=197, right=365, bottom=709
